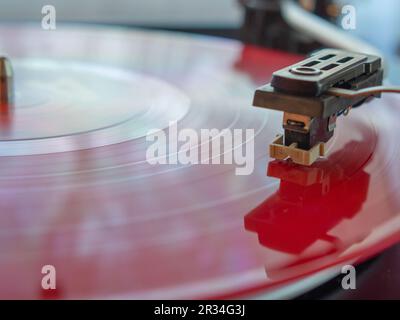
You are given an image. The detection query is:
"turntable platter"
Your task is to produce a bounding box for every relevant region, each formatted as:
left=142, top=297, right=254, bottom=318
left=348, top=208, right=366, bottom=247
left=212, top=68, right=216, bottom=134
left=1, top=25, right=400, bottom=299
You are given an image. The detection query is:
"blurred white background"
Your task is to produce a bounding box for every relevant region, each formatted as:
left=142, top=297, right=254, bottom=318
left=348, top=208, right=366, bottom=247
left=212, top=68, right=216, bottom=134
left=0, top=0, right=242, bottom=27
left=0, top=0, right=398, bottom=81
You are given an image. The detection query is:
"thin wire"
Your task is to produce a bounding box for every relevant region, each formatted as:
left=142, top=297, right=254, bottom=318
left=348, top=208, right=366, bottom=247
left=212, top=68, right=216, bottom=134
left=327, top=86, right=400, bottom=98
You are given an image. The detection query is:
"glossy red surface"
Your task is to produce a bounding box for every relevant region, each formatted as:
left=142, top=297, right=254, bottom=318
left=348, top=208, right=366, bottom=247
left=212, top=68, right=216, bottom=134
left=0, top=25, right=400, bottom=299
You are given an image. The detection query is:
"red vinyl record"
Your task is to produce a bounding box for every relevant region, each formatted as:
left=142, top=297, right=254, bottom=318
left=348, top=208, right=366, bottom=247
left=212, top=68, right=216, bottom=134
left=0, top=25, right=400, bottom=299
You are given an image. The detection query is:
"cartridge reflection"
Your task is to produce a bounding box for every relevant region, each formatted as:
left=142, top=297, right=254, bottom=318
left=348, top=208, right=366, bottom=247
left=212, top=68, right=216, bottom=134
left=245, top=141, right=370, bottom=257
